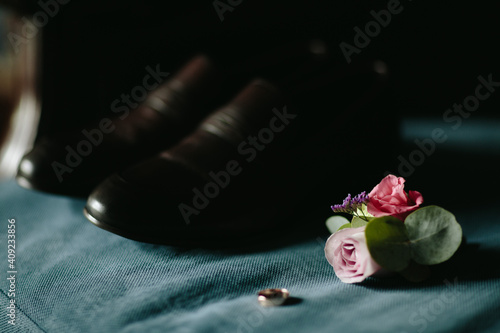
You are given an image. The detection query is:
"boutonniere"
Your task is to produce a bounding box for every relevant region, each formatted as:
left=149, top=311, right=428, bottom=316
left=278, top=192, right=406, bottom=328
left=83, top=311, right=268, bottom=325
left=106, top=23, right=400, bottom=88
left=325, top=174, right=462, bottom=283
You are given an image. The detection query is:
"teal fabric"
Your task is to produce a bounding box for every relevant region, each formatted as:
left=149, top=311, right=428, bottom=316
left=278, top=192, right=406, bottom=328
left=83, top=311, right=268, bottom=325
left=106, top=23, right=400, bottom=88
left=0, top=180, right=499, bottom=333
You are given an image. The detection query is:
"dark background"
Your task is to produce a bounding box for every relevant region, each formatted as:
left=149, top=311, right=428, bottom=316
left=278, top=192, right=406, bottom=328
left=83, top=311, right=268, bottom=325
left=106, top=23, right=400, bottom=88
left=3, top=0, right=500, bottom=211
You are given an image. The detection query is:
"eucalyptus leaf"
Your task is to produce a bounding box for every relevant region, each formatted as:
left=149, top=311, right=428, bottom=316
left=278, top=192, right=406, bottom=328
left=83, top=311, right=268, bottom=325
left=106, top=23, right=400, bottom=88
left=365, top=216, right=411, bottom=271
left=325, top=215, right=350, bottom=233
left=351, top=216, right=369, bottom=228
left=405, top=206, right=462, bottom=265
left=338, top=223, right=352, bottom=230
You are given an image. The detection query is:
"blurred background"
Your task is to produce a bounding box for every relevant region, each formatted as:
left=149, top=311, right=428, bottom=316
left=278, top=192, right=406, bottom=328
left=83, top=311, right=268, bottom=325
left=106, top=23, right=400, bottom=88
left=0, top=0, right=499, bottom=210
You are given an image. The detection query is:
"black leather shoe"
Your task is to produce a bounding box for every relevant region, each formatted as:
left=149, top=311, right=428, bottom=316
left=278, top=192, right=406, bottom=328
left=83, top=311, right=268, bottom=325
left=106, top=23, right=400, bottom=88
left=84, top=59, right=396, bottom=247
left=16, top=55, right=220, bottom=196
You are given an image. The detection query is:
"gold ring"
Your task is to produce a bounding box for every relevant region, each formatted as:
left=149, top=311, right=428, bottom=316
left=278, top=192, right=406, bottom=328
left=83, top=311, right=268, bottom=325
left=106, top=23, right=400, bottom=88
left=257, top=288, right=290, bottom=307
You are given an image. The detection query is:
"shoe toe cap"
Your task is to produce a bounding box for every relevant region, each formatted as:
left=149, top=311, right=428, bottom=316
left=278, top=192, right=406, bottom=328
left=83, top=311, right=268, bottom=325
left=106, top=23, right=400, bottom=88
left=84, top=159, right=207, bottom=245
left=16, top=139, right=84, bottom=195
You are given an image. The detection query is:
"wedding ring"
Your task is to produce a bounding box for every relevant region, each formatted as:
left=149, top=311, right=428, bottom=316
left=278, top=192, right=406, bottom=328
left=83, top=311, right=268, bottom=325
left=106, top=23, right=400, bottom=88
left=257, top=288, right=290, bottom=307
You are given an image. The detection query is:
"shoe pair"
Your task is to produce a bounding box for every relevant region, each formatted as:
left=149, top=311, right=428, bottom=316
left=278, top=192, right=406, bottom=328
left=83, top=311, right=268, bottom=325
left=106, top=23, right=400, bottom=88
left=17, top=48, right=393, bottom=247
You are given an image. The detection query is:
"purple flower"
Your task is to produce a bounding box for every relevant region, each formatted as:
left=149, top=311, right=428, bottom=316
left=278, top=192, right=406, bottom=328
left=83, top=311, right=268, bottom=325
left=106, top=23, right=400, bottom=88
left=331, top=191, right=369, bottom=215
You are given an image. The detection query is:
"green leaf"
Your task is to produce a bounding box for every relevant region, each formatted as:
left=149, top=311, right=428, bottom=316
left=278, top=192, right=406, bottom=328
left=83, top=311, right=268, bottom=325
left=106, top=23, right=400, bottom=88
left=355, top=206, right=374, bottom=220
left=365, top=216, right=411, bottom=271
left=338, top=223, right=352, bottom=230
left=405, top=206, right=462, bottom=265
left=325, top=215, right=350, bottom=233
left=351, top=216, right=369, bottom=228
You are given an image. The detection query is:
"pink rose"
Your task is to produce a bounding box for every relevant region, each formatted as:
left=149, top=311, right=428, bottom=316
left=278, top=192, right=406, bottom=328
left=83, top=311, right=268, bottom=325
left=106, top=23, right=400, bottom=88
left=325, top=226, right=382, bottom=283
left=367, top=174, right=423, bottom=221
